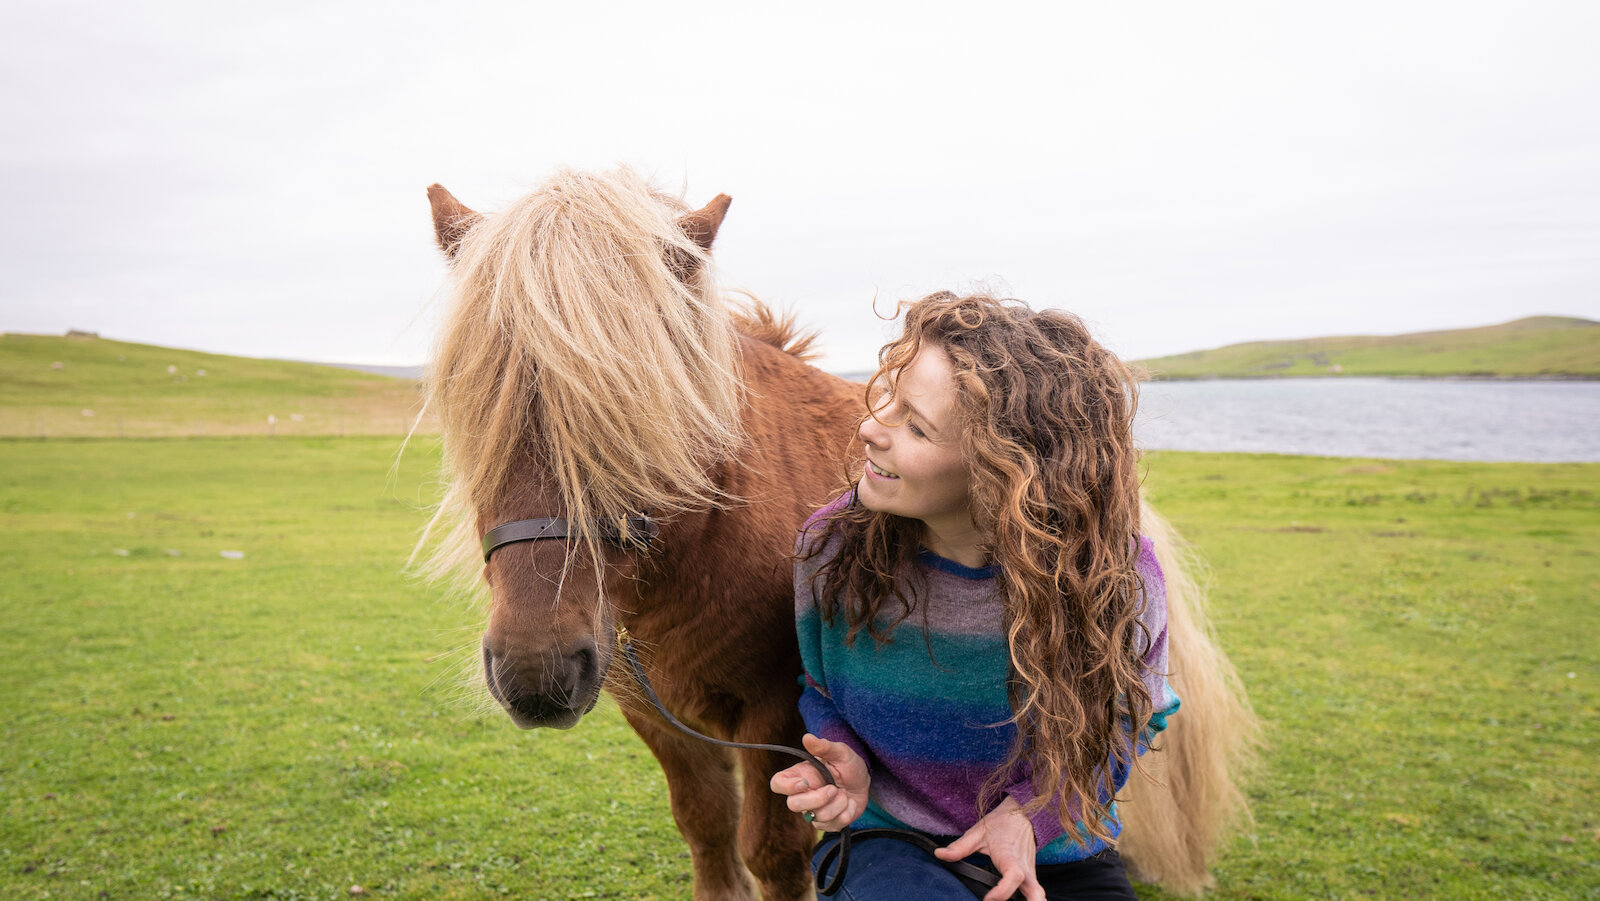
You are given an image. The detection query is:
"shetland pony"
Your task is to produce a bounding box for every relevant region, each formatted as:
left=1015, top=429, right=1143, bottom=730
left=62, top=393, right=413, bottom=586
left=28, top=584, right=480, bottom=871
left=418, top=166, right=1254, bottom=899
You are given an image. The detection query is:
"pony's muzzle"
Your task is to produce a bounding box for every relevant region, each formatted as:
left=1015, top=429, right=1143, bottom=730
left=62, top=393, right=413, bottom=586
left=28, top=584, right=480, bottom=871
left=481, top=639, right=601, bottom=729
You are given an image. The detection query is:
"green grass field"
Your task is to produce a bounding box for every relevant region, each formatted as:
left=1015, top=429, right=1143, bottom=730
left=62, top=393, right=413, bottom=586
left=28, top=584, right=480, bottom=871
left=2, top=438, right=1595, bottom=899
left=1136, top=316, right=1600, bottom=380
left=0, top=335, right=431, bottom=437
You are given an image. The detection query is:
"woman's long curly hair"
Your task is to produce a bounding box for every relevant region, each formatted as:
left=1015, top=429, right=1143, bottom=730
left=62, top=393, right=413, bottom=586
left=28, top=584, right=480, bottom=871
left=803, top=291, right=1154, bottom=844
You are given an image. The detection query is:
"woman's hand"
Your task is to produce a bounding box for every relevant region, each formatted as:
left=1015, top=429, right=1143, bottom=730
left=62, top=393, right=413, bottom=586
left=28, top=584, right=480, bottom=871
left=934, top=796, right=1044, bottom=901
left=768, top=734, right=870, bottom=831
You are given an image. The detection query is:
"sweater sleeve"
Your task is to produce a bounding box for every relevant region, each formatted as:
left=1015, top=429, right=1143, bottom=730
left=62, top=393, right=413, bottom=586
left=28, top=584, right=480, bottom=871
left=793, top=497, right=872, bottom=771
left=1135, top=535, right=1182, bottom=746
left=1004, top=762, right=1069, bottom=850
left=797, top=677, right=872, bottom=770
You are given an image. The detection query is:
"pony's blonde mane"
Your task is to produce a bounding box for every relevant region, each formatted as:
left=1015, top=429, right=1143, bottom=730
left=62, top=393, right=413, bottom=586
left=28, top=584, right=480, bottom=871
left=730, top=291, right=823, bottom=362
left=419, top=167, right=746, bottom=587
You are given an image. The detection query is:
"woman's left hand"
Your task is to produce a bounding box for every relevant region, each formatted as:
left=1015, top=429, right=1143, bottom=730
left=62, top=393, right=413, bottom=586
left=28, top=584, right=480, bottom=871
left=934, top=796, right=1044, bottom=901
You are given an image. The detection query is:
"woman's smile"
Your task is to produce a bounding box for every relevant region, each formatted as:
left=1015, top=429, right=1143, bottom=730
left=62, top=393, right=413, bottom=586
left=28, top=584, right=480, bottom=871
left=855, top=345, right=979, bottom=562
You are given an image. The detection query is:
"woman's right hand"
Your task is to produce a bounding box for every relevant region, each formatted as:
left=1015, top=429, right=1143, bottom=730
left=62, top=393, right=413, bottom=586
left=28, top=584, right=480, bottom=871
left=769, top=733, right=870, bottom=831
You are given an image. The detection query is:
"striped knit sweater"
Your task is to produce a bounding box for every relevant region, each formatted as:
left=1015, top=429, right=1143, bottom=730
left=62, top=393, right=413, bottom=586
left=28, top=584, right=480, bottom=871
left=794, top=494, right=1181, bottom=862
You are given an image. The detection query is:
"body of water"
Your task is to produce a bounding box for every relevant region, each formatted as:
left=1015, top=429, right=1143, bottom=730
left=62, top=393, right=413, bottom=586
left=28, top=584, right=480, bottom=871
left=1135, top=378, right=1600, bottom=462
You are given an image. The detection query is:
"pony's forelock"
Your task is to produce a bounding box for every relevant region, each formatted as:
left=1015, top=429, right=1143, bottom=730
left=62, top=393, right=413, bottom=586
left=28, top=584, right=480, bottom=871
left=416, top=166, right=746, bottom=591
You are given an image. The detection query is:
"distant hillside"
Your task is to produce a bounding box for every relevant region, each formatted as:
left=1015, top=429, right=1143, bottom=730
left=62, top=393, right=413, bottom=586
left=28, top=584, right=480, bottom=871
left=310, top=361, right=425, bottom=379
left=1135, top=316, right=1600, bottom=380
left=0, top=333, right=434, bottom=437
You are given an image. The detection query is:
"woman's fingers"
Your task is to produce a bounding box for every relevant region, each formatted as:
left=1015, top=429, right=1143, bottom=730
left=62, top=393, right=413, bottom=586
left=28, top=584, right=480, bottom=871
left=933, top=828, right=980, bottom=861
left=768, top=761, right=824, bottom=796
left=779, top=781, right=851, bottom=828
left=807, top=789, right=856, bottom=830
left=812, top=787, right=851, bottom=822
left=774, top=736, right=845, bottom=793
left=802, top=733, right=849, bottom=771
left=788, top=784, right=850, bottom=820
left=983, top=868, right=1024, bottom=901
left=778, top=735, right=866, bottom=830
left=784, top=784, right=835, bottom=814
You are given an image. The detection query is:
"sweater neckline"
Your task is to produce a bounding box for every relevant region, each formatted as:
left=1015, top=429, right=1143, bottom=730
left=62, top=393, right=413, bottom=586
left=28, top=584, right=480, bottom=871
left=917, top=548, right=997, bottom=580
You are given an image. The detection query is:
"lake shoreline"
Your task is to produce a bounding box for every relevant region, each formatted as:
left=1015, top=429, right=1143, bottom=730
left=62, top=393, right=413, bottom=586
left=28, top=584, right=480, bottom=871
left=1136, top=378, right=1600, bottom=463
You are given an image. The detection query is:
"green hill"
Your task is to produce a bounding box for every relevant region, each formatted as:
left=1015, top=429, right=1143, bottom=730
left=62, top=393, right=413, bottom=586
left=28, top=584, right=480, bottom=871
left=1136, top=315, right=1600, bottom=380
left=0, top=333, right=432, bottom=437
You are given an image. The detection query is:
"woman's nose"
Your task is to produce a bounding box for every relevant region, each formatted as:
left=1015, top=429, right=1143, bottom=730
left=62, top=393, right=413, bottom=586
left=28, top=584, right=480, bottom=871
left=858, top=414, right=887, bottom=448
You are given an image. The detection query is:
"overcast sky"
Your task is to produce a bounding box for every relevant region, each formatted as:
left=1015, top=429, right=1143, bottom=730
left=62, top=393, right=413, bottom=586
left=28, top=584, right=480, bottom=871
left=3, top=1, right=1597, bottom=371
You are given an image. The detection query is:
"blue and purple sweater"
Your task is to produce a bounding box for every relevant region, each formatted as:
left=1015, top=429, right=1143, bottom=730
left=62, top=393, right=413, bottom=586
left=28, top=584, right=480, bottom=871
left=795, top=495, right=1180, bottom=863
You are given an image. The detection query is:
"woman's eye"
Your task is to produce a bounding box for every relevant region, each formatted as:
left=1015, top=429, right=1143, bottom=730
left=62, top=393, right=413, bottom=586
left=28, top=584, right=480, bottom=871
left=908, top=422, right=926, bottom=438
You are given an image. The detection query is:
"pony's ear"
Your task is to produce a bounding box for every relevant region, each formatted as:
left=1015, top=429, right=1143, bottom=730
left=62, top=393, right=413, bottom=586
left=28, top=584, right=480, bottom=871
left=427, top=184, right=482, bottom=259
left=679, top=194, right=732, bottom=251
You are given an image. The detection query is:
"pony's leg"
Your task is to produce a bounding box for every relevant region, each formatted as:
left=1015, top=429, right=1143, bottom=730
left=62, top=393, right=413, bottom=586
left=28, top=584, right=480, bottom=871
left=621, top=706, right=758, bottom=901
left=734, top=736, right=818, bottom=901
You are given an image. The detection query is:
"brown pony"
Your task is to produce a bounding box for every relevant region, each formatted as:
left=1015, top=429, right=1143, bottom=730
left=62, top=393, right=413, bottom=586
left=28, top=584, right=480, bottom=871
left=418, top=166, right=1255, bottom=900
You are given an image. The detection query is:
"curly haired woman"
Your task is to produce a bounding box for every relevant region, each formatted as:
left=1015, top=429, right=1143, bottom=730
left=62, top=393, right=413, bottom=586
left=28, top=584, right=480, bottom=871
left=771, top=292, right=1181, bottom=901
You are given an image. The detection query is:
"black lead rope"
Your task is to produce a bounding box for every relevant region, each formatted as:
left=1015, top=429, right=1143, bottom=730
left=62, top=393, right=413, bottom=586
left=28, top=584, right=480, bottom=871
left=615, top=629, right=1004, bottom=897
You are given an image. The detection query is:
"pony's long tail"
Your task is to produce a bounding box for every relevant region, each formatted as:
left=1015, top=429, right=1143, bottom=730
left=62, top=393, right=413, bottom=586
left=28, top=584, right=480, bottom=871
left=1118, top=501, right=1260, bottom=895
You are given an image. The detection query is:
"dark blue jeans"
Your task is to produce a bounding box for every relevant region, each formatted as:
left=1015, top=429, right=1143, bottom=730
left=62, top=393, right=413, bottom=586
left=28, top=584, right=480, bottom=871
left=813, top=833, right=1137, bottom=900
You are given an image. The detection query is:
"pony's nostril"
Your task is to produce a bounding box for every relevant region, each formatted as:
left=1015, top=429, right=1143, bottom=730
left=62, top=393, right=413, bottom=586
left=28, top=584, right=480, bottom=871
left=481, top=642, right=496, bottom=685
left=570, top=646, right=596, bottom=692
left=573, top=646, right=602, bottom=713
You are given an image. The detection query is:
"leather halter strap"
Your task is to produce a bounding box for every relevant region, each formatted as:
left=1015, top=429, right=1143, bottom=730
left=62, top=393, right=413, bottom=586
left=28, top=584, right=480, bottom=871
left=480, top=514, right=659, bottom=562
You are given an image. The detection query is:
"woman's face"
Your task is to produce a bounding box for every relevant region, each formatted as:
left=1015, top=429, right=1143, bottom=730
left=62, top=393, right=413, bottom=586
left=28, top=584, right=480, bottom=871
left=856, top=344, right=973, bottom=532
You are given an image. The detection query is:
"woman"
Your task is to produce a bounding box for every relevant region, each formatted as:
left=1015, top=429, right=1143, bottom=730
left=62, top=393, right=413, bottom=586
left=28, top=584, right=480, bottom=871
left=771, top=292, right=1180, bottom=901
